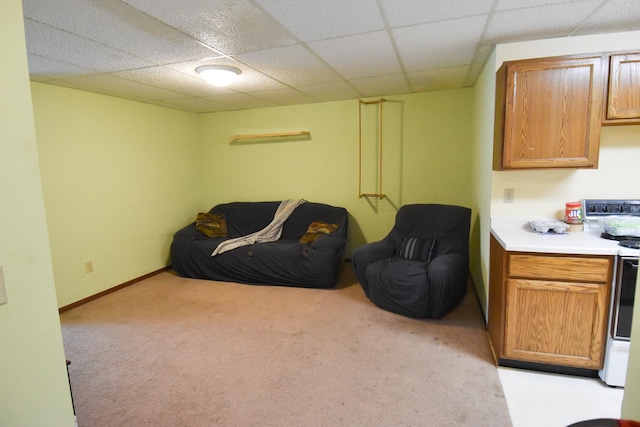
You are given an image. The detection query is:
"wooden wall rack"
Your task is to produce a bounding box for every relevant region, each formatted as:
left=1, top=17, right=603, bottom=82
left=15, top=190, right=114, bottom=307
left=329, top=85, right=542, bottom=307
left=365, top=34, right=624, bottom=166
left=358, top=99, right=386, bottom=199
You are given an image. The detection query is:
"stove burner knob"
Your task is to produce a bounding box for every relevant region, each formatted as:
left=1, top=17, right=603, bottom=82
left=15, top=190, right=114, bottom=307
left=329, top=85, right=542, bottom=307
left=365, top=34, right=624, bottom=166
left=603, top=206, right=609, bottom=212
left=589, top=205, right=597, bottom=212
left=617, top=205, right=625, bottom=213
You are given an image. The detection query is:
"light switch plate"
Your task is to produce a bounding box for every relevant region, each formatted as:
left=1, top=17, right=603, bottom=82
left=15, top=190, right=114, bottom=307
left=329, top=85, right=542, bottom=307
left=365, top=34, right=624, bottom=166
left=0, top=265, right=7, bottom=305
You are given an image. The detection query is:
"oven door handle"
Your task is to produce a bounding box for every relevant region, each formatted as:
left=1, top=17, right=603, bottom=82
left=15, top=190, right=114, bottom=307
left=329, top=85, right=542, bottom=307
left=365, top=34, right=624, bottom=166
left=625, top=260, right=638, bottom=269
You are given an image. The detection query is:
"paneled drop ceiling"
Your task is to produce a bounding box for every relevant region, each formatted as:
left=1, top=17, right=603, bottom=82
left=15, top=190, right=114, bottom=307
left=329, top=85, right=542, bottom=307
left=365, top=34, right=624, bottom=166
left=23, top=0, right=640, bottom=113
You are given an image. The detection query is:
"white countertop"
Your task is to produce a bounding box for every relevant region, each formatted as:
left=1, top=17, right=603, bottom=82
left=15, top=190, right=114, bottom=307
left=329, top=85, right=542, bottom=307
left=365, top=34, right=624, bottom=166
left=491, top=218, right=640, bottom=257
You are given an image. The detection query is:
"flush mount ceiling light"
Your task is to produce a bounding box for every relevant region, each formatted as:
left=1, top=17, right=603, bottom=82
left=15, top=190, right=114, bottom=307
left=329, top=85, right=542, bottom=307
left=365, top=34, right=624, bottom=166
left=196, top=65, right=241, bottom=87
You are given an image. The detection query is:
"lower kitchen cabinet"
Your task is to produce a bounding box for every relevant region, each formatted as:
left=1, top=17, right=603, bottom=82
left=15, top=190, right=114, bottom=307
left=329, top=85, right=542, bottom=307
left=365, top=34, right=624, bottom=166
left=488, top=234, right=613, bottom=370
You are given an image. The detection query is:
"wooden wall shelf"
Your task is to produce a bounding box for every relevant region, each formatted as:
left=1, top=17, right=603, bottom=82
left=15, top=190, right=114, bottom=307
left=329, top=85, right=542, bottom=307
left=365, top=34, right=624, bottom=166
left=230, top=131, right=310, bottom=141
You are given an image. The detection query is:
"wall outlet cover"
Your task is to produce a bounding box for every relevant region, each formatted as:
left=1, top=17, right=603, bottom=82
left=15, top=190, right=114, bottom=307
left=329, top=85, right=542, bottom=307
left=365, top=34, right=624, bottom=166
left=504, top=188, right=515, bottom=203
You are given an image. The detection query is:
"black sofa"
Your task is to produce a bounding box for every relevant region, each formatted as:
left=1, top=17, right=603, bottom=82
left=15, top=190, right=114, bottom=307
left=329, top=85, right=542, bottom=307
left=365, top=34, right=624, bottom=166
left=171, top=201, right=348, bottom=288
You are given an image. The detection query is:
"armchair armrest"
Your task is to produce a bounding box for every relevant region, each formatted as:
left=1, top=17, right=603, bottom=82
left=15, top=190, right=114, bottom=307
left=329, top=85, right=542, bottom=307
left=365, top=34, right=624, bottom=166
left=425, top=253, right=469, bottom=318
left=351, top=239, right=396, bottom=296
left=353, top=239, right=395, bottom=263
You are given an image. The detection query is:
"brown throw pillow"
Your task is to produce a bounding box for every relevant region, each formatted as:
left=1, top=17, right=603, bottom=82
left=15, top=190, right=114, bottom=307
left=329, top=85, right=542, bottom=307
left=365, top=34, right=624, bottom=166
left=299, top=220, right=339, bottom=244
left=196, top=212, right=228, bottom=238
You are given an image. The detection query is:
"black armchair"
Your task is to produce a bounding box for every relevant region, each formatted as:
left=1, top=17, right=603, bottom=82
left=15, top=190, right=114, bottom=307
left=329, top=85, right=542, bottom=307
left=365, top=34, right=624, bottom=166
left=351, top=204, right=471, bottom=319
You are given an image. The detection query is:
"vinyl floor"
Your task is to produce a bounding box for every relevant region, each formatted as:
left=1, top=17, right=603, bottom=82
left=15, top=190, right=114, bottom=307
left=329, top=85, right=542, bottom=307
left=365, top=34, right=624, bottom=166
left=498, top=367, right=624, bottom=427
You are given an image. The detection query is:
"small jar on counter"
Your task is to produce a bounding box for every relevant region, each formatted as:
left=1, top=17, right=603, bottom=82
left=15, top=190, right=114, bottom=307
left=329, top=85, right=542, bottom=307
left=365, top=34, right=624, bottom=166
left=564, top=202, right=583, bottom=224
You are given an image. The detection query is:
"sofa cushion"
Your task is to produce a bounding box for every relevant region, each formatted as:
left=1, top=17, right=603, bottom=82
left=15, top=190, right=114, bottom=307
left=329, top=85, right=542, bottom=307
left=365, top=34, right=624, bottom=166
left=196, top=212, right=228, bottom=238
left=299, top=221, right=339, bottom=244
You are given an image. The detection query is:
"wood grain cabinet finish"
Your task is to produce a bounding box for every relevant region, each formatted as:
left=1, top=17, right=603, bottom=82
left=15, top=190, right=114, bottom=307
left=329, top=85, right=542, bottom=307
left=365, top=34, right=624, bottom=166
left=488, top=235, right=613, bottom=370
left=603, top=52, right=640, bottom=125
left=494, top=54, right=605, bottom=170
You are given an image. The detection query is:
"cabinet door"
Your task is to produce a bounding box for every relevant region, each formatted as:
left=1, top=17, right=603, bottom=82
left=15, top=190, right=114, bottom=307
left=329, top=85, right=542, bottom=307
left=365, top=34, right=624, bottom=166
left=488, top=234, right=508, bottom=362
left=495, top=55, right=605, bottom=169
left=604, top=53, right=640, bottom=124
left=504, top=278, right=607, bottom=369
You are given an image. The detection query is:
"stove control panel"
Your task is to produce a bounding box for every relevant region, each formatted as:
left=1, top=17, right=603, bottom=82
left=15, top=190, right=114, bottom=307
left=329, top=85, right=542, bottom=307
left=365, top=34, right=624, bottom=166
left=582, top=199, right=640, bottom=217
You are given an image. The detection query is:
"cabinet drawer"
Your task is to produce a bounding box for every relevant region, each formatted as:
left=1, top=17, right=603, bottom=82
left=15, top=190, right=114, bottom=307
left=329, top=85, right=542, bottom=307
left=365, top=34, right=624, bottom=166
left=508, top=254, right=610, bottom=283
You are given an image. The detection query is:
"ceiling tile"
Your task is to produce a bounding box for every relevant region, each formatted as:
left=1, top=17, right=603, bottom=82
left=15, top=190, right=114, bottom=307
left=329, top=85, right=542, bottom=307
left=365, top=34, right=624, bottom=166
left=222, top=69, right=290, bottom=93
left=24, top=19, right=154, bottom=72
left=308, top=31, right=402, bottom=79
left=113, top=66, right=232, bottom=97
left=249, top=88, right=319, bottom=106
left=468, top=44, right=495, bottom=66
left=204, top=93, right=278, bottom=110
left=574, top=0, right=640, bottom=35
left=156, top=97, right=238, bottom=113
left=27, top=54, right=95, bottom=81
left=23, top=0, right=223, bottom=64
left=464, top=60, right=489, bottom=87
left=407, top=65, right=470, bottom=92
left=380, top=0, right=495, bottom=28
left=235, top=44, right=343, bottom=87
left=297, top=81, right=363, bottom=102
left=254, top=0, right=384, bottom=42
left=485, top=0, right=604, bottom=43
left=122, top=0, right=297, bottom=55
left=50, top=80, right=153, bottom=106
left=495, top=0, right=602, bottom=11
left=394, top=15, right=488, bottom=71
left=349, top=74, right=410, bottom=98
left=54, top=74, right=187, bottom=100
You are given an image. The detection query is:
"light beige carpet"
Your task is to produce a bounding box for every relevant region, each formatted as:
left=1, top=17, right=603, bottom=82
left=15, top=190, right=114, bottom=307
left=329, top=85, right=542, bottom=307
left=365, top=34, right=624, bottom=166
left=61, top=265, right=512, bottom=427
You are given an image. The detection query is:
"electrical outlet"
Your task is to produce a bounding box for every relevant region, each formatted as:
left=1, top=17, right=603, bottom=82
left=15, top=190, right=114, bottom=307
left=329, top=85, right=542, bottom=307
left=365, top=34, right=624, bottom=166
left=504, top=188, right=515, bottom=203
left=85, top=261, right=94, bottom=273
left=0, top=265, right=7, bottom=305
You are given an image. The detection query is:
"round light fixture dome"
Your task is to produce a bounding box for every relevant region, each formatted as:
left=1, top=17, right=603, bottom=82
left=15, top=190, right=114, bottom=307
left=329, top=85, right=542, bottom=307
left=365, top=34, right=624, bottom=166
left=196, top=65, right=241, bottom=87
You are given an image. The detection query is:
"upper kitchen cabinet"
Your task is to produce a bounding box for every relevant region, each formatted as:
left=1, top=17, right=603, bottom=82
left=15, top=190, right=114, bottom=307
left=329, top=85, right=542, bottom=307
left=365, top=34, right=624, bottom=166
left=494, top=54, right=606, bottom=170
left=603, top=52, right=640, bottom=125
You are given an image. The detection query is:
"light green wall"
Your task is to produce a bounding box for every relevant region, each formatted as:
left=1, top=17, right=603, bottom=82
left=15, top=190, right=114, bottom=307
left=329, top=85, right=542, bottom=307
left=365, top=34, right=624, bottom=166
left=0, top=2, right=75, bottom=426
left=32, top=83, right=201, bottom=307
left=33, top=83, right=474, bottom=303
left=198, top=91, right=474, bottom=256
left=468, top=48, right=498, bottom=314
